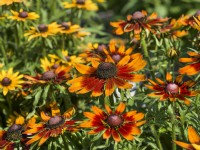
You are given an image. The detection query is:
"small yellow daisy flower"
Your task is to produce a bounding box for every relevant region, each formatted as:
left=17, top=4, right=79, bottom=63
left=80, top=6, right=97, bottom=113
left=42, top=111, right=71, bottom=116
left=0, top=68, right=24, bottom=96
left=8, top=9, right=39, bottom=22
left=0, top=0, right=23, bottom=6
left=58, top=22, right=80, bottom=34
left=63, top=0, right=98, bottom=11
left=24, top=22, right=60, bottom=41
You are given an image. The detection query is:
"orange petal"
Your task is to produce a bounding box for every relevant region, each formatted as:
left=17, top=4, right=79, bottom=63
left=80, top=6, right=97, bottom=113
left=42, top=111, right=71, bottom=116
left=112, top=129, right=121, bottom=142
left=83, top=112, right=96, bottom=119
left=41, top=111, right=51, bottom=122
left=103, top=129, right=111, bottom=139
left=91, top=106, right=105, bottom=116
left=105, top=105, right=112, bottom=114
left=188, top=126, right=200, bottom=144
left=38, top=131, right=50, bottom=146
left=166, top=72, right=172, bottom=82
left=118, top=127, right=134, bottom=140
left=75, top=64, right=95, bottom=74
left=105, top=78, right=115, bottom=96
left=117, top=56, right=130, bottom=66
left=174, top=141, right=194, bottom=150
left=115, top=102, right=125, bottom=114
left=26, top=131, right=47, bottom=145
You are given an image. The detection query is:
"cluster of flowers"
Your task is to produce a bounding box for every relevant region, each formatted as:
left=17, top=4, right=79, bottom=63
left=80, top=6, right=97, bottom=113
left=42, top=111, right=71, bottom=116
left=0, top=0, right=200, bottom=150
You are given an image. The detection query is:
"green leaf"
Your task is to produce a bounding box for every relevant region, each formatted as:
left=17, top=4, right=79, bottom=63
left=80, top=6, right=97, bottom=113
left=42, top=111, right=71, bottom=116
left=33, top=87, right=43, bottom=107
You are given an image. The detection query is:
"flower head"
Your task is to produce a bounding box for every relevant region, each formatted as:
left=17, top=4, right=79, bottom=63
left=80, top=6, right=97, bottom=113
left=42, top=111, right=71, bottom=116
left=0, top=68, right=24, bottom=95
left=179, top=51, right=200, bottom=75
left=58, top=22, right=80, bottom=35
left=0, top=0, right=22, bottom=6
left=24, top=22, right=60, bottom=41
left=68, top=54, right=146, bottom=97
left=8, top=9, right=39, bottom=21
left=110, top=10, right=168, bottom=35
left=175, top=126, right=200, bottom=150
left=0, top=116, right=26, bottom=150
left=63, top=0, right=98, bottom=11
left=24, top=102, right=77, bottom=146
left=80, top=102, right=145, bottom=142
left=24, top=66, right=71, bottom=85
left=145, top=73, right=198, bottom=105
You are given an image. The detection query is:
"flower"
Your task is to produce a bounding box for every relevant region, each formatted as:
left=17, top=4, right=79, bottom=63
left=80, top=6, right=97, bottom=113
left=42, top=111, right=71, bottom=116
left=24, top=22, right=60, bottom=41
left=175, top=126, right=200, bottom=150
left=80, top=102, right=145, bottom=142
left=63, top=0, right=98, bottom=11
left=58, top=22, right=80, bottom=35
left=40, top=57, right=61, bottom=72
left=103, top=40, right=143, bottom=64
left=179, top=51, right=200, bottom=75
left=0, top=68, right=24, bottom=96
left=0, top=0, right=22, bottom=6
left=8, top=9, right=39, bottom=21
left=24, top=66, right=71, bottom=85
left=0, top=116, right=26, bottom=150
left=145, top=72, right=198, bottom=105
left=48, top=50, right=85, bottom=67
left=110, top=10, right=168, bottom=35
left=24, top=103, right=77, bottom=146
left=68, top=54, right=146, bottom=97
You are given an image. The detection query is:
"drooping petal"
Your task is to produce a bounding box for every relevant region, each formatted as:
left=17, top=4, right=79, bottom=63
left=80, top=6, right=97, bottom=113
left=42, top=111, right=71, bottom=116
left=174, top=141, right=194, bottom=150
left=166, top=72, right=172, bottom=82
left=103, top=129, right=111, bottom=139
left=188, top=126, right=200, bottom=144
left=112, top=130, right=121, bottom=142
left=105, top=78, right=115, bottom=96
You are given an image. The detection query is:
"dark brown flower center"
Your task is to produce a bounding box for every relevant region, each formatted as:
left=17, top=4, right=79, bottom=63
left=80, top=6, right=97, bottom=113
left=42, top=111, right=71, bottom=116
left=38, top=24, right=48, bottom=33
left=166, top=83, right=179, bottom=94
left=106, top=114, right=123, bottom=128
left=194, top=10, right=200, bottom=17
left=65, top=56, right=71, bottom=61
left=76, top=0, right=85, bottom=5
left=18, top=11, right=28, bottom=18
left=41, top=71, right=56, bottom=80
left=112, top=54, right=121, bottom=63
left=61, top=22, right=70, bottom=30
left=6, top=124, right=23, bottom=141
left=132, top=11, right=145, bottom=20
left=96, top=62, right=117, bottom=79
left=46, top=116, right=65, bottom=129
left=1, top=77, right=12, bottom=86
left=51, top=64, right=59, bottom=69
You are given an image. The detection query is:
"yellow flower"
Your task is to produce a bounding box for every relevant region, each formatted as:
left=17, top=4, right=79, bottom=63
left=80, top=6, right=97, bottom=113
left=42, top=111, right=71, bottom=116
left=24, top=22, right=60, bottom=41
left=0, top=68, right=24, bottom=96
left=63, top=0, right=98, bottom=11
left=0, top=0, right=22, bottom=6
left=8, top=9, right=39, bottom=21
left=58, top=22, right=80, bottom=34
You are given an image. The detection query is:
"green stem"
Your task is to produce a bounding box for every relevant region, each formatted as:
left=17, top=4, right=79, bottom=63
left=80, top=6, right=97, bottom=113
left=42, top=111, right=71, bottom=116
left=171, top=102, right=176, bottom=150
left=150, top=124, right=163, bottom=150
left=15, top=24, right=20, bottom=47
left=141, top=31, right=155, bottom=80
left=61, top=34, right=65, bottom=49
left=42, top=38, right=46, bottom=56
left=61, top=134, right=68, bottom=149
left=0, top=41, right=8, bottom=65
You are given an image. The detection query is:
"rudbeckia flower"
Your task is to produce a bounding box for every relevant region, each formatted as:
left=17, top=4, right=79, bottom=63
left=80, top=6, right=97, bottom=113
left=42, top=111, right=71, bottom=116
left=80, top=102, right=146, bottom=142
left=0, top=116, right=28, bottom=150
left=63, top=0, right=98, bottom=11
left=179, top=51, right=200, bottom=75
left=40, top=57, right=61, bottom=72
left=24, top=66, right=71, bottom=85
left=8, top=9, right=39, bottom=21
left=0, top=0, right=22, bottom=6
left=175, top=126, right=200, bottom=150
left=0, top=68, right=24, bottom=96
left=24, top=22, right=60, bottom=41
left=145, top=72, right=198, bottom=105
left=24, top=103, right=77, bottom=146
left=58, top=22, right=80, bottom=35
left=68, top=54, right=146, bottom=97
left=110, top=10, right=168, bottom=35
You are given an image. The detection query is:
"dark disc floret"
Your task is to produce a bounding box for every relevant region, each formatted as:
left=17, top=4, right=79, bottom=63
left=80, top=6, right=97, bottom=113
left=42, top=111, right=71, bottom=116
left=6, top=124, right=23, bottom=141
left=51, top=64, right=59, bottom=69
left=1, top=77, right=12, bottom=86
left=132, top=11, right=145, bottom=20
left=106, top=114, right=124, bottom=128
left=166, top=83, right=179, bottom=94
left=112, top=54, right=121, bottom=63
left=38, top=24, right=48, bottom=33
left=41, top=71, right=56, bottom=80
left=61, top=22, right=70, bottom=30
left=96, top=62, right=117, bottom=79
left=46, top=116, right=65, bottom=129
left=76, top=0, right=85, bottom=5
left=18, top=11, right=28, bottom=18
